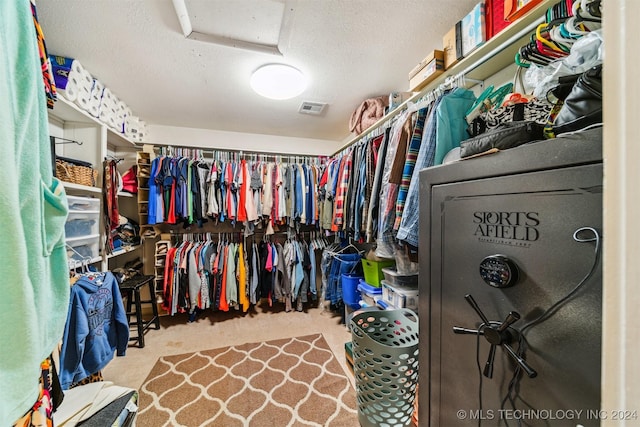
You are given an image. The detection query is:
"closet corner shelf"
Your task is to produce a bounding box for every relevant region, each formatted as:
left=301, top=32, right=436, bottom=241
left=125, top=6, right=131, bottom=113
left=333, top=0, right=554, bottom=156
left=107, top=244, right=142, bottom=259
left=49, top=96, right=138, bottom=148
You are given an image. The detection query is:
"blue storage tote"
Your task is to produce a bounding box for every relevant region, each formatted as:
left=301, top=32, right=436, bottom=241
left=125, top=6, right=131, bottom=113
left=342, top=273, right=364, bottom=308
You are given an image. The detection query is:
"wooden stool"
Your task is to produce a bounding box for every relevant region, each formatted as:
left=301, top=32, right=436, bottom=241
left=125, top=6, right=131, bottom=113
left=119, top=275, right=160, bottom=348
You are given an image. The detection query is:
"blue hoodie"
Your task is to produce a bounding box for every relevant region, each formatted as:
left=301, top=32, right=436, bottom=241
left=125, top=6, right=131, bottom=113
left=59, top=272, right=129, bottom=389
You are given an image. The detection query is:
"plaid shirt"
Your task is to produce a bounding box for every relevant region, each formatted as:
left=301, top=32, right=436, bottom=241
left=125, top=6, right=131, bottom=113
left=331, top=151, right=352, bottom=230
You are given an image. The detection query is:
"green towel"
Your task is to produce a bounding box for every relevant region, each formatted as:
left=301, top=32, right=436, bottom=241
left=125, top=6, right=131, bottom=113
left=0, top=1, right=70, bottom=423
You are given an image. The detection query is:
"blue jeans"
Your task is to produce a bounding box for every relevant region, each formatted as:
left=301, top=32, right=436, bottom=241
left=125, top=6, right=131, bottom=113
left=325, top=252, right=362, bottom=305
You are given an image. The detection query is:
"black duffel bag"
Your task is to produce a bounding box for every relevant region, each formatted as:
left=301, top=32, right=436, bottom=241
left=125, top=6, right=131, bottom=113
left=460, top=120, right=544, bottom=158
left=549, top=64, right=602, bottom=137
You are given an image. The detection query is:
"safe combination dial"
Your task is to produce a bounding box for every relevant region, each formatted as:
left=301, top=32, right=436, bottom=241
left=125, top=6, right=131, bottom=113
left=479, top=255, right=519, bottom=288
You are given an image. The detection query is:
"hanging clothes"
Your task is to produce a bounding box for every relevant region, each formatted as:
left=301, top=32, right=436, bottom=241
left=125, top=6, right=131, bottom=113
left=375, top=108, right=411, bottom=258
left=59, top=272, right=129, bottom=390
left=103, top=159, right=120, bottom=254
left=148, top=155, right=324, bottom=233
left=366, top=130, right=390, bottom=242
left=331, top=150, right=353, bottom=232
left=160, top=233, right=320, bottom=320
left=396, top=88, right=476, bottom=247
left=11, top=356, right=61, bottom=427
left=1, top=1, right=71, bottom=421
left=238, top=242, right=250, bottom=312
left=394, top=107, right=429, bottom=230
left=31, top=1, right=56, bottom=109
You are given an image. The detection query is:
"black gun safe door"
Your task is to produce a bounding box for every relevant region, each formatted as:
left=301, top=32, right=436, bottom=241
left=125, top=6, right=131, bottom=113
left=418, top=130, right=602, bottom=427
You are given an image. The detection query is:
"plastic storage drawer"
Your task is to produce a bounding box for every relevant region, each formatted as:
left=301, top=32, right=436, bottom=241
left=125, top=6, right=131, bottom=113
left=65, top=211, right=99, bottom=238
left=67, top=195, right=101, bottom=212
left=357, top=280, right=382, bottom=307
left=381, top=280, right=419, bottom=310
left=66, top=235, right=100, bottom=261
left=381, top=267, right=419, bottom=288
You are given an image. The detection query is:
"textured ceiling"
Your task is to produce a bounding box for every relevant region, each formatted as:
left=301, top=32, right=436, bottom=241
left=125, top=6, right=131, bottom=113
left=37, top=0, right=481, bottom=144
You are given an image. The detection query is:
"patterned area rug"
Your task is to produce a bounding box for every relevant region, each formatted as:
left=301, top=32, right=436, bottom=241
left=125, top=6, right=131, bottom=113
left=137, top=334, right=358, bottom=426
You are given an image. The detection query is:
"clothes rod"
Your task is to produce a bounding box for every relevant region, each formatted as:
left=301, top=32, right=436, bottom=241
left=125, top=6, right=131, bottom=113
left=154, top=144, right=325, bottom=160
left=51, top=136, right=83, bottom=145
left=330, top=6, right=548, bottom=157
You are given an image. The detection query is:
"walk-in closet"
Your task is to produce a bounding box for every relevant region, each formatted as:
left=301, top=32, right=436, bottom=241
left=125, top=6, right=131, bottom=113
left=3, top=1, right=636, bottom=426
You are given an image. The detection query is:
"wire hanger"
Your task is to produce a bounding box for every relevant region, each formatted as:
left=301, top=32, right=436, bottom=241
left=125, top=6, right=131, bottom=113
left=66, top=244, right=94, bottom=275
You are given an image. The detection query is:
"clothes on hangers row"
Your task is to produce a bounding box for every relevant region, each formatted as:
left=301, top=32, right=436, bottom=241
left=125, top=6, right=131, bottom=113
left=146, top=156, right=325, bottom=234
left=322, top=87, right=477, bottom=253
left=161, top=234, right=321, bottom=319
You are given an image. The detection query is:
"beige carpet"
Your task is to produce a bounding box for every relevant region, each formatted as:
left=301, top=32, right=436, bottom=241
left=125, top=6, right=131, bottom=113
left=137, top=334, right=358, bottom=426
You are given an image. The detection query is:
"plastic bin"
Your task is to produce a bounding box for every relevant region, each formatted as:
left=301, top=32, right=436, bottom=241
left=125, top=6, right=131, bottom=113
left=350, top=309, right=419, bottom=427
left=67, top=195, right=101, bottom=212
left=342, top=273, right=364, bottom=308
left=381, top=280, right=419, bottom=311
left=357, top=280, right=382, bottom=307
left=66, top=235, right=100, bottom=261
left=362, top=258, right=395, bottom=287
left=65, top=211, right=99, bottom=238
left=381, top=267, right=419, bottom=288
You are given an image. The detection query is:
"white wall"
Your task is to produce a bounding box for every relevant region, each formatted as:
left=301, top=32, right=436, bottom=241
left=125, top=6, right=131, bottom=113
left=602, top=1, right=640, bottom=424
left=148, top=124, right=342, bottom=156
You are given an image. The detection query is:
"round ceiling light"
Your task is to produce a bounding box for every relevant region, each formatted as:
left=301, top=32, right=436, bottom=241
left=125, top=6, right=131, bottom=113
left=250, top=64, right=307, bottom=100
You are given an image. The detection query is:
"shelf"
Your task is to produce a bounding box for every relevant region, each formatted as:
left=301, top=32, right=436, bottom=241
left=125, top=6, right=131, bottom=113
left=107, top=244, right=142, bottom=259
left=117, top=191, right=134, bottom=198
left=50, top=93, right=99, bottom=125
left=61, top=181, right=102, bottom=194
left=424, top=0, right=554, bottom=89
left=332, top=0, right=554, bottom=156
left=65, top=233, right=100, bottom=244
left=68, top=256, right=102, bottom=269
left=50, top=96, right=138, bottom=148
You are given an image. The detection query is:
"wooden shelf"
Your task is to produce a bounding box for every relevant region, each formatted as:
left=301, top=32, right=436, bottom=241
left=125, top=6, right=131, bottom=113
left=332, top=0, right=555, bottom=156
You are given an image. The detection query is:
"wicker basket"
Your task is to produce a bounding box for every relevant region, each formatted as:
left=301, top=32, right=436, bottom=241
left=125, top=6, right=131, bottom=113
left=56, top=159, right=98, bottom=187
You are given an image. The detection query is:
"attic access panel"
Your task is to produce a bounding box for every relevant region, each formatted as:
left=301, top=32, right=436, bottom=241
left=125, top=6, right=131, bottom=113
left=187, top=0, right=285, bottom=46
left=418, top=133, right=603, bottom=426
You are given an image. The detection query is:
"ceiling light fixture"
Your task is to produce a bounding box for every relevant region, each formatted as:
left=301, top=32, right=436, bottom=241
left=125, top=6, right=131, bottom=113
left=250, top=64, right=307, bottom=100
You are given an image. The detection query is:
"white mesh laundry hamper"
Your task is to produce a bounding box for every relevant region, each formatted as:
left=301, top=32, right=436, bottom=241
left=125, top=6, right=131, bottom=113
left=350, top=309, right=419, bottom=427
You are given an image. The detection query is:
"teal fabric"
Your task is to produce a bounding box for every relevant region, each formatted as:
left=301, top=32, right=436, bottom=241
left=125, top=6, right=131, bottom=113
left=0, top=1, right=70, bottom=423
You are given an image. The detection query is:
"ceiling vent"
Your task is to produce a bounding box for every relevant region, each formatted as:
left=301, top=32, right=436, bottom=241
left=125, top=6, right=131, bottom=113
left=298, top=101, right=327, bottom=115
